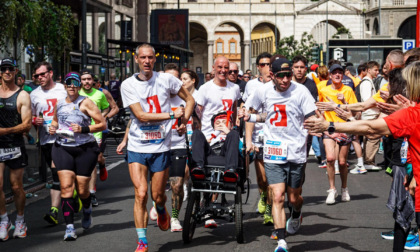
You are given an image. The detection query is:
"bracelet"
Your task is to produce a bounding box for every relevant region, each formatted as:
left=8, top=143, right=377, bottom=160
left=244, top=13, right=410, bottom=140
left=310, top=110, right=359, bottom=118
left=248, top=114, right=257, bottom=123
left=32, top=117, right=37, bottom=125
left=337, top=104, right=341, bottom=108
left=81, top=126, right=90, bottom=133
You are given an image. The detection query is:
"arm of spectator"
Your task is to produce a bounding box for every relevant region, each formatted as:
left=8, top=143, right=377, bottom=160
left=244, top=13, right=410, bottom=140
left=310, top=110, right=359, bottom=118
left=394, top=94, right=416, bottom=108
left=376, top=102, right=402, bottom=115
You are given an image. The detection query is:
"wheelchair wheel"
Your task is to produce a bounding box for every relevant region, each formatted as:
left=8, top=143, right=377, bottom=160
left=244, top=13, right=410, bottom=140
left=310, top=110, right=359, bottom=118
left=183, top=191, right=200, bottom=243
left=242, top=178, right=251, bottom=205
left=235, top=185, right=244, bottom=243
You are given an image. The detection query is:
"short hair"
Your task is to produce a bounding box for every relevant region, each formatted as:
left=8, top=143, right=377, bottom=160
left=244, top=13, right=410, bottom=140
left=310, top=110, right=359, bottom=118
left=328, top=59, right=341, bottom=68
left=135, top=43, right=155, bottom=56
left=404, top=47, right=420, bottom=58
left=292, top=55, right=308, bottom=66
left=317, top=65, right=329, bottom=80
left=256, top=52, right=272, bottom=65
left=402, top=61, right=420, bottom=102
left=366, top=61, right=380, bottom=70
left=181, top=70, right=199, bottom=89
left=405, top=55, right=420, bottom=66
left=387, top=49, right=404, bottom=67
left=357, top=63, right=367, bottom=74
left=34, top=61, right=52, bottom=72
left=164, top=63, right=179, bottom=73
left=205, top=72, right=211, bottom=76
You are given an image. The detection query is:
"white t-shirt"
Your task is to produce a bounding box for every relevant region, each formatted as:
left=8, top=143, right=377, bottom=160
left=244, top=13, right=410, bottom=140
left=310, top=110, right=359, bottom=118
left=247, top=82, right=317, bottom=164
left=121, top=72, right=182, bottom=154
left=359, top=76, right=380, bottom=120
left=196, top=80, right=241, bottom=139
left=244, top=80, right=273, bottom=147
left=30, top=83, right=67, bottom=145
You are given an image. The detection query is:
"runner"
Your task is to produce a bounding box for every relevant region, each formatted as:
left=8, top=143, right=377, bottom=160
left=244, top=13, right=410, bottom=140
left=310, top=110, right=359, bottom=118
left=120, top=44, right=194, bottom=252
left=49, top=72, right=106, bottom=240
left=79, top=70, right=110, bottom=207
left=0, top=57, right=32, bottom=241
left=240, top=58, right=317, bottom=252
left=30, top=61, right=67, bottom=225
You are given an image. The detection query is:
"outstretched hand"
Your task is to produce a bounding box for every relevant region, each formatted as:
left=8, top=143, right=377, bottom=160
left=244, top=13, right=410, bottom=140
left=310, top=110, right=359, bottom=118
left=304, top=110, right=328, bottom=134
left=316, top=97, right=337, bottom=112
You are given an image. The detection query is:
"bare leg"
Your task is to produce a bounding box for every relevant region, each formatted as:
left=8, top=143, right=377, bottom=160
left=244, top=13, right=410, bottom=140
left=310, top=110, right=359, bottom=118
left=324, top=139, right=337, bottom=190
left=0, top=163, right=6, bottom=215
left=338, top=145, right=350, bottom=189
left=9, top=168, right=26, bottom=216
left=270, top=183, right=286, bottom=229
left=129, top=163, right=149, bottom=228
left=170, top=177, right=184, bottom=212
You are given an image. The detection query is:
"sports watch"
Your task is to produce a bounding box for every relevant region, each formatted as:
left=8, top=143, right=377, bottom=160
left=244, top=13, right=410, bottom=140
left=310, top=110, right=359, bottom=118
left=169, top=111, right=175, bottom=119
left=327, top=122, right=335, bottom=134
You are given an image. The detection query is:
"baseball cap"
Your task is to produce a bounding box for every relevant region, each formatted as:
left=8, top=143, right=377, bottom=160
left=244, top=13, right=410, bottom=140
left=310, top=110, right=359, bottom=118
left=64, top=72, right=81, bottom=87
left=272, top=58, right=292, bottom=73
left=329, top=64, right=344, bottom=73
left=0, top=58, right=16, bottom=67
left=238, top=70, right=243, bottom=77
left=346, top=66, right=356, bottom=76
left=310, top=64, right=319, bottom=72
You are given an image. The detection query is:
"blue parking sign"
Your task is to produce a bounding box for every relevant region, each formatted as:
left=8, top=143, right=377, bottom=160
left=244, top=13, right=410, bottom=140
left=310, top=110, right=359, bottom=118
left=403, top=40, right=416, bottom=52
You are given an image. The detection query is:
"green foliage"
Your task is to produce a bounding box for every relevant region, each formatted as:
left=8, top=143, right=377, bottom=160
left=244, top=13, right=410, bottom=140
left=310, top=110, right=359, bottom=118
left=275, top=32, right=318, bottom=61
left=332, top=27, right=353, bottom=39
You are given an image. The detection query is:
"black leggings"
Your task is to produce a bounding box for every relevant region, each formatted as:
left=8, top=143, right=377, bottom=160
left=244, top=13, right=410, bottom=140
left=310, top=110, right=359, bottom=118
left=52, top=141, right=99, bottom=177
left=393, top=222, right=410, bottom=252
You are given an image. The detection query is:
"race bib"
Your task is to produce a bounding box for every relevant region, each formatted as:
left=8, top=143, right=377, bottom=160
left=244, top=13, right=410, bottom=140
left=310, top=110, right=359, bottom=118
left=140, top=125, right=165, bottom=144
left=264, top=139, right=287, bottom=161
left=56, top=129, right=75, bottom=143
left=0, top=147, right=22, bottom=161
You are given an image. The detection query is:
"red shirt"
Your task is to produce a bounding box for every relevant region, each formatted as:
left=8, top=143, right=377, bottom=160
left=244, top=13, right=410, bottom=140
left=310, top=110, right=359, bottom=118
left=384, top=104, right=420, bottom=169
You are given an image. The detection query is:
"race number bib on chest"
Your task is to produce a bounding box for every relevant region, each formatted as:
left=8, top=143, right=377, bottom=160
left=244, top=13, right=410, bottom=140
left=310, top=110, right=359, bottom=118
left=0, top=147, right=22, bottom=161
left=264, top=139, right=287, bottom=161
left=140, top=125, right=166, bottom=143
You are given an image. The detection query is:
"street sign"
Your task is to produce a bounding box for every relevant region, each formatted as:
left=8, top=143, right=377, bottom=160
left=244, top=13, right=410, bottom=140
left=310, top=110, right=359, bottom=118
left=333, top=48, right=344, bottom=60
left=403, top=39, right=415, bottom=52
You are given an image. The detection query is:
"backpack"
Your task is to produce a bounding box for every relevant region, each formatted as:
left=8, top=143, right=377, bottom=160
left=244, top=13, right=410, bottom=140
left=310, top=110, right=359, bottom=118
left=355, top=78, right=375, bottom=103
left=373, top=76, right=384, bottom=92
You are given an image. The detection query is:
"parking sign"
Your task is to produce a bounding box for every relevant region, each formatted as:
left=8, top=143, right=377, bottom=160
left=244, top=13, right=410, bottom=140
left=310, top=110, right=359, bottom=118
left=403, top=40, right=415, bottom=53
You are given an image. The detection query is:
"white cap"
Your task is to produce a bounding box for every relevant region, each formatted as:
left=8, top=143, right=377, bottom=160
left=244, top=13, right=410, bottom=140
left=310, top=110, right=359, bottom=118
left=238, top=70, right=243, bottom=76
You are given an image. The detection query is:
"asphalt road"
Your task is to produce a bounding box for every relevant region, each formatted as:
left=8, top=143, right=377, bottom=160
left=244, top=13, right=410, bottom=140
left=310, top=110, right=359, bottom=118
left=2, top=141, right=396, bottom=252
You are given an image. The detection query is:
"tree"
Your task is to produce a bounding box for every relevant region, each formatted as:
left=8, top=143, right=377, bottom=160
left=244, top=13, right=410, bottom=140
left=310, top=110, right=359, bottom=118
left=275, top=32, right=318, bottom=60
left=332, top=27, right=353, bottom=39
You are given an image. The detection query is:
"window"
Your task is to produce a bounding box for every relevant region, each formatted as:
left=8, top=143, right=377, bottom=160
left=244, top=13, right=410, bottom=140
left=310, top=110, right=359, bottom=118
left=217, top=42, right=223, bottom=54
left=224, top=0, right=233, bottom=2
left=188, top=0, right=197, bottom=2
left=393, top=0, right=404, bottom=5
left=230, top=42, right=236, bottom=54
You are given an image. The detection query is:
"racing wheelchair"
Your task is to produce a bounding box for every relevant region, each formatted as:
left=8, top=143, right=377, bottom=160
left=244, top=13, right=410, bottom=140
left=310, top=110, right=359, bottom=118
left=182, top=117, right=250, bottom=244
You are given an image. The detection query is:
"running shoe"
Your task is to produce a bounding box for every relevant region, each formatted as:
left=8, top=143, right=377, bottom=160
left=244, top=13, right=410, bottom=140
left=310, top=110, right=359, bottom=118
left=99, top=166, right=108, bottom=181
left=135, top=240, right=149, bottom=252
left=82, top=208, right=92, bottom=229
left=405, top=234, right=420, bottom=250
left=286, top=209, right=302, bottom=234
left=157, top=206, right=170, bottom=231
left=270, top=230, right=278, bottom=240
left=407, top=229, right=418, bottom=241
left=0, top=220, right=12, bottom=241
left=63, top=226, right=77, bottom=241
left=381, top=230, right=394, bottom=240
left=149, top=205, right=157, bottom=221
left=170, top=218, right=183, bottom=232
left=13, top=221, right=27, bottom=238
left=91, top=193, right=99, bottom=207
left=349, top=165, right=367, bottom=174
left=326, top=188, right=338, bottom=205
left=274, top=239, right=288, bottom=252
left=258, top=194, right=267, bottom=214
left=204, top=219, right=217, bottom=228
left=43, top=207, right=59, bottom=225
left=318, top=162, right=327, bottom=168
left=341, top=187, right=351, bottom=202
left=365, top=164, right=382, bottom=171
left=263, top=214, right=274, bottom=225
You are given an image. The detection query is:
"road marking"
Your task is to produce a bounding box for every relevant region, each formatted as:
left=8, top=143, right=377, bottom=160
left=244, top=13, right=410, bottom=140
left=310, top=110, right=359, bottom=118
left=107, top=159, right=126, bottom=171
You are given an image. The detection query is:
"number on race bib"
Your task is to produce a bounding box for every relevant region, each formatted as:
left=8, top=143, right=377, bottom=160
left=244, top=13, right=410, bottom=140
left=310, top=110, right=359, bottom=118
left=222, top=99, right=233, bottom=112
left=147, top=95, right=162, bottom=113
left=269, top=104, right=287, bottom=127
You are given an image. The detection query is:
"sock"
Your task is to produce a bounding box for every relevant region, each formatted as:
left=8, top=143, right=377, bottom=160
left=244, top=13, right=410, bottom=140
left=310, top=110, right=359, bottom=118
left=172, top=208, right=179, bottom=219
left=156, top=204, right=166, bottom=215
left=90, top=189, right=96, bottom=194
left=334, top=160, right=339, bottom=169
left=99, top=163, right=105, bottom=169
left=357, top=157, right=363, bottom=166
left=0, top=213, right=8, bottom=223
left=276, top=228, right=286, bottom=240
left=61, top=197, right=75, bottom=225
left=265, top=204, right=272, bottom=215
left=51, top=206, right=59, bottom=213
left=81, top=195, right=92, bottom=209
left=292, top=208, right=301, bottom=219
left=16, top=215, right=24, bottom=222
left=136, top=228, right=148, bottom=244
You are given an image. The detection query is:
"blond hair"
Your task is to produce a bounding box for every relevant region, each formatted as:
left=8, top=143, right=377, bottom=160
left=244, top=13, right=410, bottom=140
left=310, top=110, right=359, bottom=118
left=402, top=61, right=420, bottom=102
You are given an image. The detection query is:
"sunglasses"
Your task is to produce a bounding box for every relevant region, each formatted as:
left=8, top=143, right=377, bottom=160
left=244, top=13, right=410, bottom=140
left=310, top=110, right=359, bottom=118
left=243, top=76, right=250, bottom=79
left=274, top=71, right=293, bottom=78
left=34, top=71, right=49, bottom=79
left=0, top=66, right=15, bottom=73
left=65, top=79, right=81, bottom=87
left=228, top=70, right=238, bottom=74
left=259, top=63, right=270, bottom=67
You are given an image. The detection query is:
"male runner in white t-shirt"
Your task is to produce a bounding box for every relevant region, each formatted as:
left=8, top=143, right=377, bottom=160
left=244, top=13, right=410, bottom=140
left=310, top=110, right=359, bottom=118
left=120, top=44, right=194, bottom=252
left=30, top=62, right=67, bottom=225
left=241, top=58, right=317, bottom=252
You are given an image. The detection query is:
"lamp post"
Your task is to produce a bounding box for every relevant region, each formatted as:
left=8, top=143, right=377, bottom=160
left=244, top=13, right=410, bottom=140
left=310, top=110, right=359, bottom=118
left=326, top=0, right=329, bottom=63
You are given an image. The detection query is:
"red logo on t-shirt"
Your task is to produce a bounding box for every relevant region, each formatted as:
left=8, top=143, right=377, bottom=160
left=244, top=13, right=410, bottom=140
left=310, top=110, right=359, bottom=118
left=44, top=98, right=57, bottom=117
left=222, top=99, right=233, bottom=112
left=270, top=104, right=287, bottom=127
left=146, top=95, right=162, bottom=113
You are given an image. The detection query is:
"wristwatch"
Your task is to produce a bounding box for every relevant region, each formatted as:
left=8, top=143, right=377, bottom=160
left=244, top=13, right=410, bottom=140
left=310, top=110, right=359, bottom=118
left=327, top=122, right=335, bottom=134
left=169, top=111, right=175, bottom=119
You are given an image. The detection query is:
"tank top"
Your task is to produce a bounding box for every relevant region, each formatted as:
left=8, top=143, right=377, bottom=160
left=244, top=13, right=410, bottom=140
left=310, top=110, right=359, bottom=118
left=0, top=90, right=24, bottom=148
left=55, top=95, right=95, bottom=146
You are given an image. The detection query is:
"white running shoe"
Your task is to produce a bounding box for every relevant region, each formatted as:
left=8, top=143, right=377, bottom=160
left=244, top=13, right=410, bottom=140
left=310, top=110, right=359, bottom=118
left=274, top=239, right=288, bottom=252
left=149, top=205, right=157, bottom=221
left=365, top=164, right=382, bottom=171
left=170, top=218, right=183, bottom=232
left=326, top=189, right=338, bottom=205
left=13, top=221, right=27, bottom=238
left=350, top=165, right=368, bottom=174
left=0, top=221, right=12, bottom=241
left=341, top=187, right=351, bottom=202
left=286, top=210, right=302, bottom=235
left=183, top=183, right=188, bottom=202
left=63, top=226, right=77, bottom=241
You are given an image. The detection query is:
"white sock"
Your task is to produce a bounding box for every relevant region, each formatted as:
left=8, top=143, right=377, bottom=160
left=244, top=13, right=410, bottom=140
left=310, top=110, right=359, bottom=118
left=16, top=214, right=24, bottom=222
left=334, top=160, right=339, bottom=169
left=89, top=190, right=96, bottom=194
left=357, top=157, right=364, bottom=166
left=0, top=213, right=8, bottom=223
